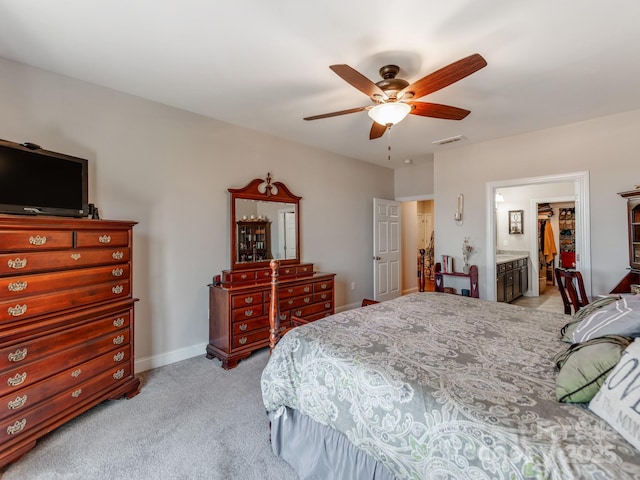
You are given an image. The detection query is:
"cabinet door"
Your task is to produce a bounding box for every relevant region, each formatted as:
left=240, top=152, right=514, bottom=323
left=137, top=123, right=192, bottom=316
left=520, top=264, right=529, bottom=294
left=497, top=273, right=506, bottom=302
left=513, top=266, right=522, bottom=298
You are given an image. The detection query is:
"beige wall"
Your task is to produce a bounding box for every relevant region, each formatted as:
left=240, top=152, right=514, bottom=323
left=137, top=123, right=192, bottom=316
left=0, top=58, right=394, bottom=371
left=433, top=109, right=640, bottom=298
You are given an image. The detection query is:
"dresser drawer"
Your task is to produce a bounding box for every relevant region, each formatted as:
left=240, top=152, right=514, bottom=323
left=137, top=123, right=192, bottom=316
left=279, top=283, right=313, bottom=299
left=231, top=304, right=263, bottom=322
left=279, top=266, right=297, bottom=277
left=1, top=264, right=130, bottom=299
left=280, top=293, right=314, bottom=310
left=314, top=290, right=333, bottom=303
left=0, top=280, right=130, bottom=323
left=290, top=301, right=333, bottom=318
left=0, top=248, right=130, bottom=276
left=232, top=327, right=270, bottom=349
left=232, top=316, right=269, bottom=336
left=0, top=347, right=130, bottom=421
left=0, top=311, right=130, bottom=371
left=230, top=291, right=263, bottom=309
left=224, top=270, right=256, bottom=283
left=0, top=363, right=132, bottom=445
left=0, top=230, right=74, bottom=252
left=75, top=230, right=129, bottom=248
left=313, top=280, right=333, bottom=293
left=0, top=329, right=129, bottom=397
left=296, top=264, right=314, bottom=276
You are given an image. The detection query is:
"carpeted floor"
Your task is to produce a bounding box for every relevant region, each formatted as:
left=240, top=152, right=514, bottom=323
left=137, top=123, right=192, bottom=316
left=0, top=348, right=298, bottom=480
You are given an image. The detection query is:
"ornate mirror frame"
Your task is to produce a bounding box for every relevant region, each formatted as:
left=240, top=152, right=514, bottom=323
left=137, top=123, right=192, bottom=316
left=229, top=173, right=302, bottom=271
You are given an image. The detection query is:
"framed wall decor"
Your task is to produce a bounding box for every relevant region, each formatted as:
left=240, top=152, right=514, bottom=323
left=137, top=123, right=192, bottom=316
left=509, top=210, right=523, bottom=234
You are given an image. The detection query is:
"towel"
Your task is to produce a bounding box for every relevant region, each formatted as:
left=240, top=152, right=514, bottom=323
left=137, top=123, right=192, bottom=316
left=544, top=222, right=557, bottom=263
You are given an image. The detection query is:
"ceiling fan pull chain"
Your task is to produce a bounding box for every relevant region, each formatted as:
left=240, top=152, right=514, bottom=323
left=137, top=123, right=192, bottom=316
left=387, top=124, right=392, bottom=161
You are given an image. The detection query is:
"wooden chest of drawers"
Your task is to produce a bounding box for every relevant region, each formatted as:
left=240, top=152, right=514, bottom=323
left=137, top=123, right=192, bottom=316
left=207, top=264, right=335, bottom=369
left=0, top=215, right=139, bottom=467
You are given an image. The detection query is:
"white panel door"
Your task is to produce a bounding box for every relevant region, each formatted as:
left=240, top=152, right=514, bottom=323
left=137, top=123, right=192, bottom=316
left=373, top=198, right=402, bottom=302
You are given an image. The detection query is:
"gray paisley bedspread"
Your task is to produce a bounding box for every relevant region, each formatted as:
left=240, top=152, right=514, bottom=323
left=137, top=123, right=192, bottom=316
left=261, top=292, right=640, bottom=479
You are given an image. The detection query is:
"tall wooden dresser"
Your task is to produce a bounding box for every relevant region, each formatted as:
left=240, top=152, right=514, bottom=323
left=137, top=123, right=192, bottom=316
left=0, top=215, right=140, bottom=467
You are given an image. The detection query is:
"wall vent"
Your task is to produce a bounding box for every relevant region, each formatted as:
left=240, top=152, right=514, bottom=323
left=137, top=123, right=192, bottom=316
left=432, top=134, right=464, bottom=145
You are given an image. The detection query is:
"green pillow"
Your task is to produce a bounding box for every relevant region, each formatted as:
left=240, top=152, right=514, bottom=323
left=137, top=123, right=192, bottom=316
left=554, top=335, right=632, bottom=403
left=559, top=296, right=619, bottom=343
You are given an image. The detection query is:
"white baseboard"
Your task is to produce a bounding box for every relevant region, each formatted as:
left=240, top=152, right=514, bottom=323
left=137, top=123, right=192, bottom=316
left=135, top=342, right=208, bottom=373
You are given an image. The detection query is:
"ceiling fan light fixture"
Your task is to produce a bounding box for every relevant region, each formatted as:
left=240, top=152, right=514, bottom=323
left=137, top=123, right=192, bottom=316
left=368, top=102, right=411, bottom=126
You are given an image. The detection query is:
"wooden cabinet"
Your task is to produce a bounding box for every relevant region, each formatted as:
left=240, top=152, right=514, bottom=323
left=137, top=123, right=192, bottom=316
left=496, top=257, right=529, bottom=303
left=208, top=264, right=335, bottom=369
left=434, top=263, right=479, bottom=297
left=236, top=220, right=271, bottom=263
left=611, top=190, right=640, bottom=293
left=0, top=215, right=139, bottom=467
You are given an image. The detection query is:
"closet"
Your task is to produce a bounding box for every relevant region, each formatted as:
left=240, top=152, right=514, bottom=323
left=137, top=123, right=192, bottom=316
left=537, top=202, right=575, bottom=287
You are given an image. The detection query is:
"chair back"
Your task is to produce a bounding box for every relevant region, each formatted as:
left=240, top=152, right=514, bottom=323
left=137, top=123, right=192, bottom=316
left=554, top=268, right=589, bottom=315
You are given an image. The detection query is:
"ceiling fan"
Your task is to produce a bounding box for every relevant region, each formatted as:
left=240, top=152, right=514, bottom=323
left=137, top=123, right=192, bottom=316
left=304, top=53, right=487, bottom=140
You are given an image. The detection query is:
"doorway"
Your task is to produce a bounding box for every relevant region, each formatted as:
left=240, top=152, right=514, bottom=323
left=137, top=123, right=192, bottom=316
left=486, top=171, right=591, bottom=302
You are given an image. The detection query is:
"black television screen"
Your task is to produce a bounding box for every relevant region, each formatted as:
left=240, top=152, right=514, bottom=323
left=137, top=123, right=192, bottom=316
left=0, top=139, right=89, bottom=217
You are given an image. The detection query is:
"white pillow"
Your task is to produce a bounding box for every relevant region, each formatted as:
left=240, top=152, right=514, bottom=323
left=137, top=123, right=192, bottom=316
left=589, top=338, right=640, bottom=450
left=572, top=295, right=640, bottom=343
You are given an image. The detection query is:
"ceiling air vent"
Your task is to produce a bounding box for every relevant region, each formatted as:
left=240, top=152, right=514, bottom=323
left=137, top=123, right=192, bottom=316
left=432, top=134, right=464, bottom=146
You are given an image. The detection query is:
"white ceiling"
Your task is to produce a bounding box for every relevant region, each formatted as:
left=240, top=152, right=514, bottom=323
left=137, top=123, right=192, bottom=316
left=1, top=1, right=640, bottom=167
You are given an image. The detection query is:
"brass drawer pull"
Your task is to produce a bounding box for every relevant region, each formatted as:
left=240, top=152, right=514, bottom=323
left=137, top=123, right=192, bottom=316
left=320, top=293, right=327, bottom=300
left=7, top=419, right=26, bottom=435
left=244, top=309, right=254, bottom=317
left=288, top=300, right=294, bottom=305
left=112, top=285, right=124, bottom=294
left=8, top=281, right=28, bottom=292
left=112, top=267, right=124, bottom=277
left=8, top=348, right=27, bottom=362
left=8, top=304, right=27, bottom=317
left=99, top=235, right=112, bottom=244
left=113, top=317, right=125, bottom=328
left=295, top=310, right=302, bottom=316
left=113, top=369, right=125, bottom=380
left=304, top=297, right=311, bottom=303
left=70, top=253, right=82, bottom=261
left=324, top=303, right=331, bottom=309
left=8, top=395, right=27, bottom=410
left=7, top=372, right=27, bottom=387
left=71, top=389, right=82, bottom=398
left=279, top=314, right=287, bottom=321
left=113, top=351, right=125, bottom=362
left=287, top=288, right=294, bottom=293
left=240, top=274, right=248, bottom=280
left=7, top=258, right=27, bottom=269
left=320, top=283, right=328, bottom=289
left=28, top=235, right=47, bottom=246
left=113, top=335, right=125, bottom=345
left=244, top=296, right=254, bottom=304
left=112, top=251, right=124, bottom=260
left=304, top=287, right=311, bottom=293
left=71, top=369, right=82, bottom=378
left=239, top=337, right=247, bottom=345
left=239, top=323, right=248, bottom=331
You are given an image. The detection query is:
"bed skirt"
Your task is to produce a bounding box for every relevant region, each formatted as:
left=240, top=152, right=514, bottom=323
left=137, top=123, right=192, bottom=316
left=269, top=407, right=396, bottom=480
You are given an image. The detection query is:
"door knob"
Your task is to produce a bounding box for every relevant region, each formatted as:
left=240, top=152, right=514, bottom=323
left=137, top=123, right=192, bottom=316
left=374, top=256, right=381, bottom=261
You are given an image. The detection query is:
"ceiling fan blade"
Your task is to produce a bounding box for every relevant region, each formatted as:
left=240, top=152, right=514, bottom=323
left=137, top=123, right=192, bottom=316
left=369, top=122, right=387, bottom=140
left=303, top=106, right=368, bottom=121
left=330, top=64, right=386, bottom=99
left=409, top=102, right=471, bottom=120
left=399, top=53, right=487, bottom=100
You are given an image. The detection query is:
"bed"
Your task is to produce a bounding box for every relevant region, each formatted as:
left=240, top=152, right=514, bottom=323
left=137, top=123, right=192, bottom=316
left=261, top=289, right=640, bottom=479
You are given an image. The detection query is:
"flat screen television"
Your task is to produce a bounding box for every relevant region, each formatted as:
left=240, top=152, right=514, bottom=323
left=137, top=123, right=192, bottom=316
left=0, top=138, right=89, bottom=218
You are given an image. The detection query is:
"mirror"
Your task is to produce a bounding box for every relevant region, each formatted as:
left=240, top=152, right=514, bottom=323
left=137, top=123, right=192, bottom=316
left=229, top=174, right=301, bottom=270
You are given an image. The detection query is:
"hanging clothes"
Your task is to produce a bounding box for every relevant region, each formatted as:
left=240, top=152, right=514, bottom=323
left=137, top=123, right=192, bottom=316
left=544, top=221, right=557, bottom=263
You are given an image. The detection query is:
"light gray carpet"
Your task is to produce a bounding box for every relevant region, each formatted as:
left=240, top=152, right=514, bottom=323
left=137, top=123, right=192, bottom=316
left=0, top=348, right=298, bottom=479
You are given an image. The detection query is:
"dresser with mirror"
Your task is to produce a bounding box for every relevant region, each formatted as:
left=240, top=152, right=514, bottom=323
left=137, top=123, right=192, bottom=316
left=207, top=174, right=335, bottom=369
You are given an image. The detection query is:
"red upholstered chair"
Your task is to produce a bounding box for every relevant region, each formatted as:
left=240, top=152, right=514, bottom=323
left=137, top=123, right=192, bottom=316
left=555, top=268, right=589, bottom=315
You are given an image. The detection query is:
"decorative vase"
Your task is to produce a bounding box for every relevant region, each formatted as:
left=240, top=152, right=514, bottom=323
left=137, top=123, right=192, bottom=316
left=463, top=263, right=470, bottom=274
